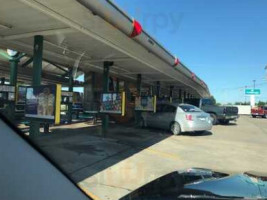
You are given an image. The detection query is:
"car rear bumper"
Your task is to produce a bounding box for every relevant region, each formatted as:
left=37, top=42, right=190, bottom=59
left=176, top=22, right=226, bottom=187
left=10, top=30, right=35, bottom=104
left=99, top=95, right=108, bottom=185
left=252, top=113, right=264, bottom=116
left=182, top=121, right=213, bottom=132
left=218, top=114, right=239, bottom=121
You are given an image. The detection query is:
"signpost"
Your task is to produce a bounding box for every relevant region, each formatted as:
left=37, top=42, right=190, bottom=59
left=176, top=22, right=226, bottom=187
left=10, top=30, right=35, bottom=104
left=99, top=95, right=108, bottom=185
left=245, top=88, right=260, bottom=107
left=245, top=89, right=261, bottom=95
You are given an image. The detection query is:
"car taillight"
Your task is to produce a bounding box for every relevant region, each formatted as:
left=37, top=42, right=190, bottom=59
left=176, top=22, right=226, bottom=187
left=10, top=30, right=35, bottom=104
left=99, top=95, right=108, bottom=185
left=186, top=114, right=193, bottom=121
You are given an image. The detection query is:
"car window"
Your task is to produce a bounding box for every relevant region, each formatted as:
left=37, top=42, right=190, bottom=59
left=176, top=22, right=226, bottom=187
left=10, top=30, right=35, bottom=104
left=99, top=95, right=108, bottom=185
left=162, top=105, right=176, bottom=113
left=202, top=99, right=213, bottom=106
left=179, top=105, right=202, bottom=112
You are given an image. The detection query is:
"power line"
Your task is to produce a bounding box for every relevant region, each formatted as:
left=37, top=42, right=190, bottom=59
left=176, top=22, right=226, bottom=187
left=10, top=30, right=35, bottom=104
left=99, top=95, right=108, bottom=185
left=217, top=82, right=267, bottom=91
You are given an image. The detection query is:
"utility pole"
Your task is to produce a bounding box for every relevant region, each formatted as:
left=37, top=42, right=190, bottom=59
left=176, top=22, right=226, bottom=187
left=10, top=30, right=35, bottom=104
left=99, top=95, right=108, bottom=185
left=253, top=80, right=256, bottom=89
left=265, top=66, right=267, bottom=103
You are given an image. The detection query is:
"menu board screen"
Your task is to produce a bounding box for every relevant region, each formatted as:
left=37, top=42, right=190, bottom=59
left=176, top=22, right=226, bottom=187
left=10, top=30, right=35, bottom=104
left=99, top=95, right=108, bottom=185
left=17, top=86, right=27, bottom=103
left=25, top=85, right=56, bottom=120
left=100, top=92, right=124, bottom=114
left=135, top=96, right=155, bottom=112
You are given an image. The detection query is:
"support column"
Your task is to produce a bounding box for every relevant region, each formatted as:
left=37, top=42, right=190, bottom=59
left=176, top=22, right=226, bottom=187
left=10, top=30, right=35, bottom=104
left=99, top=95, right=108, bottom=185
left=68, top=69, right=73, bottom=124
left=137, top=74, right=142, bottom=95
left=187, top=93, right=190, bottom=99
left=116, top=78, right=120, bottom=93
left=6, top=52, right=26, bottom=120
left=0, top=77, right=5, bottom=85
left=156, top=81, right=160, bottom=98
left=6, top=59, right=19, bottom=120
left=84, top=72, right=96, bottom=110
left=92, top=72, right=96, bottom=108
left=169, top=86, right=174, bottom=103
left=29, top=35, right=43, bottom=137
left=9, top=59, right=19, bottom=86
left=102, top=61, right=113, bottom=134
left=135, top=74, right=142, bottom=124
left=150, top=86, right=153, bottom=96
left=179, top=89, right=182, bottom=102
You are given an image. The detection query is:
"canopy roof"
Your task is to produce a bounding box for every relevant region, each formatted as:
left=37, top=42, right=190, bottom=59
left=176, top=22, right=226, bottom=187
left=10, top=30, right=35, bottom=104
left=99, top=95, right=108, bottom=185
left=0, top=0, right=210, bottom=97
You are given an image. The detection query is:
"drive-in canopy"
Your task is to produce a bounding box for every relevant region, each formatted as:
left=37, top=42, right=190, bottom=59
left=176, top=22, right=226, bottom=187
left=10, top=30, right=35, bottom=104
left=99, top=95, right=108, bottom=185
left=0, top=0, right=210, bottom=97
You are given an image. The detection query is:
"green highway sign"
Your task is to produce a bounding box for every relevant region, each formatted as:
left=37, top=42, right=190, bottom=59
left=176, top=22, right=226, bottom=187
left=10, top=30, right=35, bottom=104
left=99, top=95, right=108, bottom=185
left=245, top=88, right=261, bottom=95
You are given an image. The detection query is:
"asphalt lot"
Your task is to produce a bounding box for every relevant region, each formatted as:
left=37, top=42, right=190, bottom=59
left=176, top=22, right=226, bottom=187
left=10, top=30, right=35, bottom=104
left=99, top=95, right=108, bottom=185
left=32, top=115, right=267, bottom=200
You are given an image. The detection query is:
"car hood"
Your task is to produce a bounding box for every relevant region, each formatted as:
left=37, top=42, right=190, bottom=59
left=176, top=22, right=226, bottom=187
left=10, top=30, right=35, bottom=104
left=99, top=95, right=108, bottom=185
left=120, top=168, right=267, bottom=200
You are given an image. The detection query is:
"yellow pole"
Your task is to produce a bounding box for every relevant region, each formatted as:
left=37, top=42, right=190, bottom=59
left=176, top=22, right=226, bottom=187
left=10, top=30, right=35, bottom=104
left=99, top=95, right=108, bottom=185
left=121, top=91, right=126, bottom=116
left=55, top=84, right=62, bottom=125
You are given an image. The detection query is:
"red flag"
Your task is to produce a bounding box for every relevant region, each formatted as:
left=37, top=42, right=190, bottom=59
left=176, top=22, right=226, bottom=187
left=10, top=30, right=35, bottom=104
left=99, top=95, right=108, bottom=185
left=174, top=57, right=180, bottom=67
left=130, top=20, right=142, bottom=38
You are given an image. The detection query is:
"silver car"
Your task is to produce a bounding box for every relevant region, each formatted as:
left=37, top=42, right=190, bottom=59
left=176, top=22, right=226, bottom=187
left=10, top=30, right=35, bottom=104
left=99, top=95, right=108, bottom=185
left=140, top=103, right=212, bottom=135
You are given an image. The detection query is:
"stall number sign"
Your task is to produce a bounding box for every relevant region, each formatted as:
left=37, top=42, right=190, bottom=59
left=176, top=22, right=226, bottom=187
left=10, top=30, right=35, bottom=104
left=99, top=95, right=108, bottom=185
left=245, top=89, right=261, bottom=95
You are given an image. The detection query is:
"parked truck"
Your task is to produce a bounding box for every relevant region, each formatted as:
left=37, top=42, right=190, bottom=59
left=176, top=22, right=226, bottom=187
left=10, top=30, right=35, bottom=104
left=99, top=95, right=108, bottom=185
left=184, top=98, right=239, bottom=125
left=251, top=106, right=267, bottom=118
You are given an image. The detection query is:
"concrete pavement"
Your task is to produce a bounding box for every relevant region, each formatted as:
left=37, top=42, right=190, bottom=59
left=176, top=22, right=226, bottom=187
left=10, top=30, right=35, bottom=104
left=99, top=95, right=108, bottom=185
left=32, top=116, right=267, bottom=200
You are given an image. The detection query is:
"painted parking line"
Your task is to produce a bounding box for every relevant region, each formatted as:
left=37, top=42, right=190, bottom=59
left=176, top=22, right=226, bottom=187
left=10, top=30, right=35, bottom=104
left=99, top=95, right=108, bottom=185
left=144, top=148, right=180, bottom=160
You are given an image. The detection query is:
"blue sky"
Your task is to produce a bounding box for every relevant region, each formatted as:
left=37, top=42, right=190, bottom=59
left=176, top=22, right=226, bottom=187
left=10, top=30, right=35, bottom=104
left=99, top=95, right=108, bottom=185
left=113, top=0, right=267, bottom=103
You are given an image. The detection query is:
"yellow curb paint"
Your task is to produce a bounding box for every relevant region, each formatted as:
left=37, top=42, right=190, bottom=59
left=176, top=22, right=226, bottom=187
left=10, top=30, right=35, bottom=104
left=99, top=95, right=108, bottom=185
left=80, top=186, right=102, bottom=200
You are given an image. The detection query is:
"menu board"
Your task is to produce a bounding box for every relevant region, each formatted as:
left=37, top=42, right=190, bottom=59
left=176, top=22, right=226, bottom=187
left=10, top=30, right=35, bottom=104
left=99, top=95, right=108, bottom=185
left=135, top=96, right=156, bottom=112
left=8, top=92, right=15, bottom=101
left=0, top=85, right=15, bottom=102
left=73, top=92, right=83, bottom=104
left=25, top=85, right=61, bottom=124
left=0, top=85, right=15, bottom=92
left=100, top=92, right=125, bottom=115
left=17, top=86, right=27, bottom=103
left=61, top=91, right=73, bottom=103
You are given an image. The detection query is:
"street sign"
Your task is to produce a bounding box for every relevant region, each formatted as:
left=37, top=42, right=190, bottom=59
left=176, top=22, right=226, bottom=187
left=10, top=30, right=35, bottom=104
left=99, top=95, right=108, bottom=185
left=245, top=88, right=261, bottom=95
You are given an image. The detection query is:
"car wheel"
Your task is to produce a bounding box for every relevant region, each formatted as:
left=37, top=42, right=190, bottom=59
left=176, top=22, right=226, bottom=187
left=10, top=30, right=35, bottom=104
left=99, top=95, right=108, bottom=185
left=170, top=122, right=181, bottom=135
left=210, top=114, right=218, bottom=125
left=252, top=115, right=256, bottom=118
left=263, top=114, right=267, bottom=119
left=195, top=131, right=205, bottom=134
left=222, top=120, right=230, bottom=125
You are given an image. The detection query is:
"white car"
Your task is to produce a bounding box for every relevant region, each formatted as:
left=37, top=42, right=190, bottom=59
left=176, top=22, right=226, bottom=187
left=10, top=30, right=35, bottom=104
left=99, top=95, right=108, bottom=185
left=141, top=103, right=213, bottom=135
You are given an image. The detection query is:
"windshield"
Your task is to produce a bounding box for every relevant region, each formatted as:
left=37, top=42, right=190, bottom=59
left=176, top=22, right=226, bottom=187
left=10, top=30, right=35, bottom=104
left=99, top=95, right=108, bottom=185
left=202, top=98, right=214, bottom=106
left=1, top=0, right=267, bottom=200
left=179, top=105, right=202, bottom=112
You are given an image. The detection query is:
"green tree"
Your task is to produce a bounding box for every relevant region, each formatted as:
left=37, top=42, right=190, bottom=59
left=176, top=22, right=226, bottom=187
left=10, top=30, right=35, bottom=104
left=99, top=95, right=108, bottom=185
left=234, top=102, right=242, bottom=105
left=257, top=101, right=266, bottom=106
left=210, top=96, right=216, bottom=105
